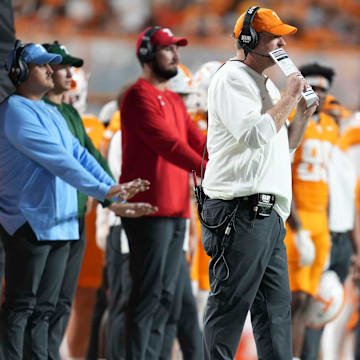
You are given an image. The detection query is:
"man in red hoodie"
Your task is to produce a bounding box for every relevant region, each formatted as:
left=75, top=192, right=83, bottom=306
left=120, top=27, right=206, bottom=360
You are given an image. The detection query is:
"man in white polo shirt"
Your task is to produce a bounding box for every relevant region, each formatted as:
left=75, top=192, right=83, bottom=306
left=200, top=6, right=318, bottom=360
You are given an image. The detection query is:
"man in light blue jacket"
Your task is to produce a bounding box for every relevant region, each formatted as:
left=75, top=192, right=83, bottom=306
left=0, top=41, right=148, bottom=360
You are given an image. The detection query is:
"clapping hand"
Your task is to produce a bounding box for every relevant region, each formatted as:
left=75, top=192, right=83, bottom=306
left=109, top=202, right=158, bottom=217
left=106, top=178, right=150, bottom=201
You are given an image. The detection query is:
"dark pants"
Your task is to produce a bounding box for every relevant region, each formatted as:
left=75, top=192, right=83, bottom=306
left=160, top=252, right=203, bottom=360
left=86, top=265, right=109, bottom=360
left=0, top=239, right=4, bottom=303
left=47, top=216, right=86, bottom=360
left=105, top=225, right=131, bottom=360
left=0, top=223, right=70, bottom=360
left=23, top=217, right=86, bottom=360
left=202, top=198, right=292, bottom=360
left=355, top=281, right=360, bottom=360
left=122, top=217, right=186, bottom=360
left=301, top=231, right=352, bottom=360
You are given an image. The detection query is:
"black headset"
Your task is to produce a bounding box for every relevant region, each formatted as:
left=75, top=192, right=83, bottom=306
left=137, top=26, right=161, bottom=63
left=8, top=40, right=33, bottom=87
left=238, top=6, right=260, bottom=51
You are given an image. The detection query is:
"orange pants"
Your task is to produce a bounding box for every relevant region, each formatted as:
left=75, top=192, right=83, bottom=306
left=78, top=205, right=104, bottom=288
left=190, top=213, right=210, bottom=291
left=285, top=209, right=331, bottom=296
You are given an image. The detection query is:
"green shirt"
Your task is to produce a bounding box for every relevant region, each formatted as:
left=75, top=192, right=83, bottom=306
left=44, top=98, right=114, bottom=217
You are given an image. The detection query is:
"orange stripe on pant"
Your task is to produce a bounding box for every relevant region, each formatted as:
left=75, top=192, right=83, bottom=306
left=190, top=210, right=210, bottom=291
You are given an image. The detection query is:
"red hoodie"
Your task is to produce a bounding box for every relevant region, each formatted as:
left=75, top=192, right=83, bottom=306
left=120, top=78, right=206, bottom=218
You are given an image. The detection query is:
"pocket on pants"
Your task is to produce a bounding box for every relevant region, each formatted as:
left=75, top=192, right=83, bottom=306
left=201, top=200, right=234, bottom=258
left=201, top=225, right=218, bottom=258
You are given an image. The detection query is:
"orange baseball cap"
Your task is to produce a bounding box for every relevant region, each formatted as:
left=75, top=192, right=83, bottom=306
left=234, top=8, right=297, bottom=38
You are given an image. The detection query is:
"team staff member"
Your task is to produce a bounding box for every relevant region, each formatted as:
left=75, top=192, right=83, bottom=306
left=41, top=41, right=112, bottom=360
left=120, top=27, right=206, bottom=360
left=201, top=7, right=317, bottom=360
left=37, top=42, right=156, bottom=360
left=0, top=42, right=147, bottom=360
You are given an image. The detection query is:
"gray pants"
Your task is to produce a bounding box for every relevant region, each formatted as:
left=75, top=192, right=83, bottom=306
left=106, top=225, right=131, bottom=360
left=122, top=217, right=186, bottom=360
left=160, top=253, right=203, bottom=360
left=0, top=223, right=70, bottom=360
left=201, top=198, right=292, bottom=360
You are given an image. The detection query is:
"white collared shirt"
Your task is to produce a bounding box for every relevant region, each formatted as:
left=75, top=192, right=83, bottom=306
left=203, top=60, right=293, bottom=223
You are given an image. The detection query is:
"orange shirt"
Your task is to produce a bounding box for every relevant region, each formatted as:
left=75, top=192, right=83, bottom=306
left=82, top=114, right=105, bottom=150
left=292, top=112, right=338, bottom=212
left=79, top=114, right=106, bottom=288
left=100, top=110, right=121, bottom=156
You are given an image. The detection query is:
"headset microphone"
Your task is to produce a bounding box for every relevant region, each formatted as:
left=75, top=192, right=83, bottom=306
left=244, top=45, right=271, bottom=58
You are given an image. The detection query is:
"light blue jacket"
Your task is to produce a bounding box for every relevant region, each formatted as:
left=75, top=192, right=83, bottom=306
left=0, top=95, right=115, bottom=240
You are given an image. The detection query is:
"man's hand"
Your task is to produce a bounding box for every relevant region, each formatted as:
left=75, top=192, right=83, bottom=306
left=293, top=97, right=318, bottom=123
left=285, top=72, right=307, bottom=99
left=109, top=202, right=158, bottom=217
left=106, top=179, right=150, bottom=200
left=267, top=73, right=308, bottom=132
left=294, top=229, right=315, bottom=267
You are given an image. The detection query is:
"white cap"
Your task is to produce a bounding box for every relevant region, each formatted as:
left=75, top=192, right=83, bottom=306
left=98, top=100, right=118, bottom=124
left=188, top=61, right=222, bottom=112
left=69, top=67, right=89, bottom=115
left=306, top=270, right=344, bottom=328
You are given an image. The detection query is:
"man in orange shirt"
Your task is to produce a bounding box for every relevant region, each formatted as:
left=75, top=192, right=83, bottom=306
left=284, top=63, right=338, bottom=360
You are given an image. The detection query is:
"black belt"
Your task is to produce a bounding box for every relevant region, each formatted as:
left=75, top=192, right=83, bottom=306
left=205, top=193, right=276, bottom=204
left=235, top=193, right=276, bottom=203
left=203, top=193, right=276, bottom=220
left=206, top=193, right=276, bottom=218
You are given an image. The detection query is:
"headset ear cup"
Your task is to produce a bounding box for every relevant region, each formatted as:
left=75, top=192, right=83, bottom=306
left=238, top=6, right=260, bottom=51
left=18, top=58, right=29, bottom=83
left=138, top=26, right=161, bottom=63
left=138, top=39, right=152, bottom=63
left=9, top=40, right=29, bottom=86
left=248, top=26, right=259, bottom=49
left=9, top=67, right=19, bottom=86
left=141, top=40, right=154, bottom=63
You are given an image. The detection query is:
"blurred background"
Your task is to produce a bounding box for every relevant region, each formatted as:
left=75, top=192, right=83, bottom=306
left=5, top=0, right=360, bottom=112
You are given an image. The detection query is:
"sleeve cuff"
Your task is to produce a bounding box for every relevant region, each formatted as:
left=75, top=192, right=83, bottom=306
left=97, top=183, right=112, bottom=202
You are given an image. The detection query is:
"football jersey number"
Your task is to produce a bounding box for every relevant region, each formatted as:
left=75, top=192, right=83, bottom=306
left=297, top=139, right=332, bottom=182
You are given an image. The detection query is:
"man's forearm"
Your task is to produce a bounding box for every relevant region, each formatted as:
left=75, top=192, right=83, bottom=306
left=267, top=94, right=298, bottom=132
